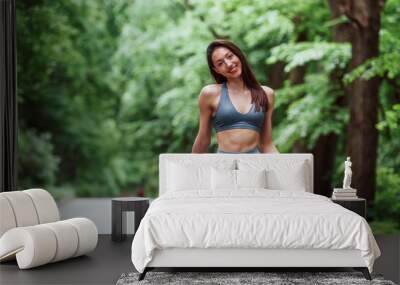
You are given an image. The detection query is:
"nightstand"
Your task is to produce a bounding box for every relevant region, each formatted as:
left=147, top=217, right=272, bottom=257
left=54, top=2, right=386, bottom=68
left=112, top=197, right=150, bottom=242
left=331, top=197, right=366, bottom=218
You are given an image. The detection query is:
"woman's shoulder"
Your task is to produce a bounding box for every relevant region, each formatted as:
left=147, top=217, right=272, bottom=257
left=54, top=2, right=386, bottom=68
left=198, top=84, right=221, bottom=111
left=199, top=84, right=222, bottom=99
left=261, top=85, right=275, bottom=101
left=261, top=85, right=274, bottom=96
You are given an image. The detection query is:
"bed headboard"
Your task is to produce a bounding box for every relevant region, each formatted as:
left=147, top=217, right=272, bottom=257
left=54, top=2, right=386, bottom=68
left=159, top=154, right=314, bottom=196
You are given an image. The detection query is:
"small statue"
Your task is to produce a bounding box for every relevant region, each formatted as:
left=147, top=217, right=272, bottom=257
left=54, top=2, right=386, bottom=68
left=342, top=157, right=353, bottom=189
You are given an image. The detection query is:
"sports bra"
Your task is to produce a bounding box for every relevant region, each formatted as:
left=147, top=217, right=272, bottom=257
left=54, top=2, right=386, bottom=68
left=212, top=82, right=265, bottom=133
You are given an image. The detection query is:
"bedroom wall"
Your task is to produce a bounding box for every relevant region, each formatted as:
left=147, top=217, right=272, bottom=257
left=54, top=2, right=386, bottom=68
left=58, top=198, right=154, bottom=234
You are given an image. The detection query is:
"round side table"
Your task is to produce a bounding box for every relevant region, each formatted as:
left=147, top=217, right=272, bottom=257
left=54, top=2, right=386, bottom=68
left=111, top=197, right=150, bottom=242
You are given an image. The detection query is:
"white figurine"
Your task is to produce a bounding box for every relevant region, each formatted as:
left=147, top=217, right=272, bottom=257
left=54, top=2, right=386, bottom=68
left=342, top=157, right=353, bottom=189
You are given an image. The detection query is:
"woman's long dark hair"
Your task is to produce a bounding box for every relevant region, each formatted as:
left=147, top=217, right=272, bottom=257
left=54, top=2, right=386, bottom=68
left=206, top=39, right=268, bottom=112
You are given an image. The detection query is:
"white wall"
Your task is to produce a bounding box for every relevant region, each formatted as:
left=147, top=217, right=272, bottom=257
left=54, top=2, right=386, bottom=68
left=58, top=198, right=154, bottom=234
left=58, top=198, right=112, bottom=234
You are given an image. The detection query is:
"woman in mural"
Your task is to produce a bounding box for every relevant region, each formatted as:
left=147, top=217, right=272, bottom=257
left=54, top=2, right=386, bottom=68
left=192, top=39, right=279, bottom=154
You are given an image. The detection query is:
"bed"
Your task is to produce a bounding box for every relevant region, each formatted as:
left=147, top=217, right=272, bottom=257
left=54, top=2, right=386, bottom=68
left=131, top=154, right=381, bottom=281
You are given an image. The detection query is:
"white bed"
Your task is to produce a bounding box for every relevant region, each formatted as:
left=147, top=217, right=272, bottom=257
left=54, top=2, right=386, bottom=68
left=131, top=154, right=380, bottom=280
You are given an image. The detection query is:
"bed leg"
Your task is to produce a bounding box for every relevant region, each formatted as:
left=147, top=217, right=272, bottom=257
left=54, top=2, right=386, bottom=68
left=354, top=267, right=371, bottom=280
left=138, top=268, right=148, bottom=281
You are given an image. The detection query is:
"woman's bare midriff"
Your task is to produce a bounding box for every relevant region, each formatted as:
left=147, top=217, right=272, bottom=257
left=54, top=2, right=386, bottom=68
left=216, top=129, right=260, bottom=152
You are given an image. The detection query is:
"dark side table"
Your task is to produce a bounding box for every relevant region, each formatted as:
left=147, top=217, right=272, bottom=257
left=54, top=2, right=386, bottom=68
left=112, top=197, right=150, bottom=242
left=331, top=197, right=366, bottom=219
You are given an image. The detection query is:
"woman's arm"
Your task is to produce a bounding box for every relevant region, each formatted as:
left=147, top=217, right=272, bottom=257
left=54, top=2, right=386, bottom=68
left=192, top=86, right=213, bottom=153
left=259, top=86, right=280, bottom=153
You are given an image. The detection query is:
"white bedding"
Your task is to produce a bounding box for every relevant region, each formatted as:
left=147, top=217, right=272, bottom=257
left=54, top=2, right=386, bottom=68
left=131, top=189, right=380, bottom=273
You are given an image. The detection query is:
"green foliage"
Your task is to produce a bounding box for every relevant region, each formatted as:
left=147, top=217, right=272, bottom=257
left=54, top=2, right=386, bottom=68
left=273, top=74, right=348, bottom=152
left=267, top=41, right=350, bottom=152
left=377, top=102, right=400, bottom=171
left=343, top=0, right=400, bottom=83
left=265, top=39, right=351, bottom=152
left=16, top=0, right=400, bottom=237
left=370, top=167, right=400, bottom=234
left=344, top=37, right=400, bottom=83
left=107, top=0, right=336, bottom=196
left=377, top=104, right=400, bottom=134
left=370, top=220, right=400, bottom=235
left=267, top=42, right=351, bottom=73
left=17, top=0, right=126, bottom=197
left=17, top=129, right=60, bottom=188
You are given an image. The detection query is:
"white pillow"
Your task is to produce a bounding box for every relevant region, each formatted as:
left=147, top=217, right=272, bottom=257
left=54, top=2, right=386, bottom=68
left=265, top=167, right=306, bottom=191
left=211, top=169, right=268, bottom=190
left=211, top=168, right=236, bottom=190
left=167, top=162, right=211, bottom=191
left=236, top=169, right=267, bottom=189
left=167, top=159, right=236, bottom=192
left=237, top=159, right=308, bottom=191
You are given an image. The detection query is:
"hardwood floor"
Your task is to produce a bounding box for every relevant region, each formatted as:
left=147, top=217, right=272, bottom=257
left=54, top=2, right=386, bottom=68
left=374, top=234, right=400, bottom=284
left=0, top=235, right=134, bottom=285
left=0, top=235, right=398, bottom=285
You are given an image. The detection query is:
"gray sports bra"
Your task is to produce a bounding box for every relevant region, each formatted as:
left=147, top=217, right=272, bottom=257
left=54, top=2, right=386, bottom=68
left=212, top=82, right=265, bottom=133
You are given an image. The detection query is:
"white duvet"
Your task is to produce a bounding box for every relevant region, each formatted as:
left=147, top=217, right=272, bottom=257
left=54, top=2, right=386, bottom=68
left=131, top=189, right=380, bottom=273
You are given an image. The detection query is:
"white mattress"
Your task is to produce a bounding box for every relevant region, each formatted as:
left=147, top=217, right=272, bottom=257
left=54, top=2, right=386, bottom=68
left=131, top=189, right=380, bottom=273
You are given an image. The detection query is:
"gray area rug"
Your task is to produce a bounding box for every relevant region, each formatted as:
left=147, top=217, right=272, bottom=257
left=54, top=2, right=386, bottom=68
left=116, top=271, right=396, bottom=285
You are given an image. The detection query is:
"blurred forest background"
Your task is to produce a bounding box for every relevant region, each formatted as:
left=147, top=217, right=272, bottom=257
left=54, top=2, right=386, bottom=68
left=16, top=0, right=399, bottom=234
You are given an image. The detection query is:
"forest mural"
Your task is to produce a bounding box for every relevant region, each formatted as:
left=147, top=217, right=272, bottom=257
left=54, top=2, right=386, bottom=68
left=16, top=0, right=399, bottom=234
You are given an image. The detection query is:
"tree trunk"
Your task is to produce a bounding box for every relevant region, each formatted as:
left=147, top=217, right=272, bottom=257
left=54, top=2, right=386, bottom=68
left=313, top=134, right=338, bottom=196
left=290, top=63, right=309, bottom=154
left=328, top=0, right=383, bottom=203
left=312, top=69, right=348, bottom=197
left=312, top=1, right=354, bottom=197
left=290, top=31, right=309, bottom=153
left=268, top=61, right=285, bottom=90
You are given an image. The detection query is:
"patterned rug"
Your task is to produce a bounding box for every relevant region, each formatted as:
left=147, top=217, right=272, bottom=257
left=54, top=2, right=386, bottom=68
left=116, top=271, right=396, bottom=285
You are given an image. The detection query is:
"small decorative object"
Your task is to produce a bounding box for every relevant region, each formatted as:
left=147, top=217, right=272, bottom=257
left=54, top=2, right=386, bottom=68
left=332, top=157, right=358, bottom=199
left=342, top=156, right=353, bottom=190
